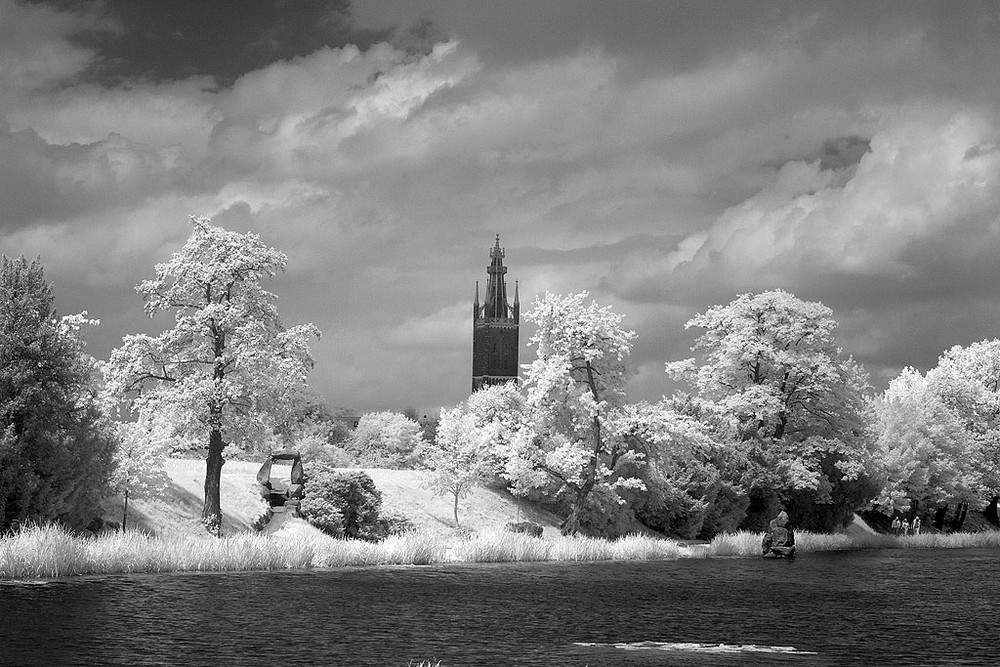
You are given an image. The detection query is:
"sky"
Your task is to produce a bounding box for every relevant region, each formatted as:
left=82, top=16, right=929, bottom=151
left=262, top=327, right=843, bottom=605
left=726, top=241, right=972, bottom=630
left=3, top=1, right=1000, bottom=414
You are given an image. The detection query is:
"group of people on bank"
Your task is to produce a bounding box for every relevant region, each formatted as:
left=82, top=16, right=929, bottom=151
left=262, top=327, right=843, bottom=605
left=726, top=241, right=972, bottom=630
left=891, top=516, right=921, bottom=535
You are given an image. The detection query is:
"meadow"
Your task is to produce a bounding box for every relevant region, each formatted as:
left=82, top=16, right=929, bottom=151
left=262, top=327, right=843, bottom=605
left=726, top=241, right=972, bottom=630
left=3, top=521, right=999, bottom=580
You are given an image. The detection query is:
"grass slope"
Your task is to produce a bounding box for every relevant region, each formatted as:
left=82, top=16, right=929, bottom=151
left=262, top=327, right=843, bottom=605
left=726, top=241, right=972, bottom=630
left=104, top=459, right=564, bottom=537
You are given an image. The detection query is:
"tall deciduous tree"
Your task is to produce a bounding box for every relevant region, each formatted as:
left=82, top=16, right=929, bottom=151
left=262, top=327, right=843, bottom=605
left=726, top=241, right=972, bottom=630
left=667, top=289, right=876, bottom=530
left=620, top=401, right=749, bottom=540
left=910, top=340, right=1000, bottom=528
left=0, top=256, right=116, bottom=530
left=873, top=367, right=978, bottom=519
left=105, top=218, right=319, bottom=535
left=508, top=292, right=644, bottom=535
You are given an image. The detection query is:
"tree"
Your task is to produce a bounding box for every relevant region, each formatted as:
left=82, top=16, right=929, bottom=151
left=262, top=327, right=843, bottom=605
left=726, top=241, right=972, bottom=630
left=873, top=367, right=979, bottom=521
left=422, top=405, right=493, bottom=526
left=0, top=256, right=116, bottom=530
left=104, top=218, right=320, bottom=535
left=273, top=392, right=352, bottom=465
left=915, top=340, right=1000, bottom=529
left=666, top=289, right=876, bottom=531
left=620, top=401, right=749, bottom=539
left=505, top=292, right=644, bottom=535
left=347, top=411, right=425, bottom=469
left=111, top=420, right=170, bottom=530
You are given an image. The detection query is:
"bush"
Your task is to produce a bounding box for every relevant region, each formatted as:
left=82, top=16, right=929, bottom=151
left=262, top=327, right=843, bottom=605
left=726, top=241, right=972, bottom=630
left=299, top=497, right=343, bottom=537
left=304, top=464, right=382, bottom=540
left=505, top=521, right=543, bottom=537
left=374, top=510, right=414, bottom=538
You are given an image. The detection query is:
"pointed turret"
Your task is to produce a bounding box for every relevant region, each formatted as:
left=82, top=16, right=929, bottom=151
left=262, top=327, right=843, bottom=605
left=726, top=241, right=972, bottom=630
left=513, top=280, right=520, bottom=321
left=484, top=234, right=510, bottom=320
left=472, top=235, right=520, bottom=391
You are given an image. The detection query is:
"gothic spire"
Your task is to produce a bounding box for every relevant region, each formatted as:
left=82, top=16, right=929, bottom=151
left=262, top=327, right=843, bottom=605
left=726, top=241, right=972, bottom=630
left=485, top=234, right=510, bottom=320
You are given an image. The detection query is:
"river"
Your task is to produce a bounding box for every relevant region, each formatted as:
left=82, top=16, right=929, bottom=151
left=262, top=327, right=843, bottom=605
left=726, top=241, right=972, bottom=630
left=0, top=548, right=996, bottom=666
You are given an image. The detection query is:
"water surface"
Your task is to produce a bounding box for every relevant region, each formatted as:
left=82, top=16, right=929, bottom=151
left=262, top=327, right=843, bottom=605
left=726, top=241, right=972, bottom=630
left=1, top=548, right=995, bottom=666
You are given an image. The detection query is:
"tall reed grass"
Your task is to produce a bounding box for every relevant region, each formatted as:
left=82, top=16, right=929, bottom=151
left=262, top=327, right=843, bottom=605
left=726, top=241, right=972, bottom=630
left=3, top=523, right=997, bottom=580
left=452, top=529, right=682, bottom=563
left=705, top=528, right=1000, bottom=557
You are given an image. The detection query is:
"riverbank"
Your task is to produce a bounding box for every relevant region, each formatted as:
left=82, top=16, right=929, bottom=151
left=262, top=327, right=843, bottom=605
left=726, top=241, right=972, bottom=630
left=4, top=520, right=1000, bottom=580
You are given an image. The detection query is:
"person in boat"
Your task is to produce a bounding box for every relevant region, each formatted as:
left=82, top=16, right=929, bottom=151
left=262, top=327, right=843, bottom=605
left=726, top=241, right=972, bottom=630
left=762, top=510, right=795, bottom=558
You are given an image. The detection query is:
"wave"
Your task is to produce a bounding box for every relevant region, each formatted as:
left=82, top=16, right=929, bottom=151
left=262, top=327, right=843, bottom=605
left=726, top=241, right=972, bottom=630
left=574, top=641, right=819, bottom=655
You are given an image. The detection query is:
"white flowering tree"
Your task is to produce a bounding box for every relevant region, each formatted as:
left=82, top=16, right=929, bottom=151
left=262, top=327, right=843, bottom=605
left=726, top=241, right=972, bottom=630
left=508, top=292, right=644, bottom=535
left=104, top=217, right=320, bottom=535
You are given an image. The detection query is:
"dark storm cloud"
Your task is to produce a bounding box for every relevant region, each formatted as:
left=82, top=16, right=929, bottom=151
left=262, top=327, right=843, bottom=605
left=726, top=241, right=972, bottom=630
left=38, top=0, right=390, bottom=85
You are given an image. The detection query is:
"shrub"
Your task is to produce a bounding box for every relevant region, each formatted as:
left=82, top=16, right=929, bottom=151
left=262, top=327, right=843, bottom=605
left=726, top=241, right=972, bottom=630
left=505, top=521, right=543, bottom=537
left=305, top=465, right=382, bottom=540
left=299, top=497, right=343, bottom=537
left=374, top=510, right=414, bottom=538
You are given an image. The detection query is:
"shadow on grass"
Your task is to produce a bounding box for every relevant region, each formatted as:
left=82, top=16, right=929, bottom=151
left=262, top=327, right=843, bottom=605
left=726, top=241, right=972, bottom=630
left=102, top=480, right=257, bottom=537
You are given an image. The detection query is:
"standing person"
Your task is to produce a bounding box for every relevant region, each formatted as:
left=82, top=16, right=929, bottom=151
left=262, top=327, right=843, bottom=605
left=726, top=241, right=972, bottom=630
left=891, top=517, right=901, bottom=535
left=913, top=516, right=921, bottom=535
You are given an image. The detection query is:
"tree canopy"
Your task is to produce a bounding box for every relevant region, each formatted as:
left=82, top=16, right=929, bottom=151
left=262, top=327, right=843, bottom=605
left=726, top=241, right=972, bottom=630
left=666, top=289, right=876, bottom=531
left=505, top=292, right=644, bottom=534
left=105, top=217, right=319, bottom=534
left=0, top=256, right=115, bottom=530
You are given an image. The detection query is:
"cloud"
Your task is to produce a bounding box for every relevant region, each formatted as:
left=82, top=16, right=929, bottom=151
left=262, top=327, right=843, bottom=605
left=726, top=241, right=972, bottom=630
left=387, top=301, right=470, bottom=349
left=4, top=3, right=1000, bottom=411
left=0, top=0, right=102, bottom=97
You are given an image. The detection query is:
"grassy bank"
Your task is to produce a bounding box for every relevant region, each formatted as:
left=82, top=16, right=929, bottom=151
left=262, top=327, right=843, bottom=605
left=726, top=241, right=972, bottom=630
left=3, top=523, right=999, bottom=580
left=703, top=529, right=1000, bottom=557
left=0, top=523, right=681, bottom=579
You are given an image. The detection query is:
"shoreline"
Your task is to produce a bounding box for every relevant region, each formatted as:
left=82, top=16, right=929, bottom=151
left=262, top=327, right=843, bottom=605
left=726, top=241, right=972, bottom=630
left=3, top=522, right=1000, bottom=581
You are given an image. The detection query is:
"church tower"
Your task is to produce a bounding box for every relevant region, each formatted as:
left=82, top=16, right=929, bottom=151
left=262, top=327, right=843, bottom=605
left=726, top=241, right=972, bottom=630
left=472, top=235, right=520, bottom=391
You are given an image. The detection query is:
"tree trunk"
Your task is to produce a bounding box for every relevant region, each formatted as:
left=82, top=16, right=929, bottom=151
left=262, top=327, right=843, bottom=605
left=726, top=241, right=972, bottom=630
left=985, top=496, right=1000, bottom=527
left=950, top=502, right=969, bottom=532
left=203, top=427, right=225, bottom=536
left=453, top=490, right=460, bottom=527
left=933, top=505, right=948, bottom=531
left=561, top=485, right=591, bottom=536
left=122, top=487, right=129, bottom=531
left=561, top=504, right=582, bottom=536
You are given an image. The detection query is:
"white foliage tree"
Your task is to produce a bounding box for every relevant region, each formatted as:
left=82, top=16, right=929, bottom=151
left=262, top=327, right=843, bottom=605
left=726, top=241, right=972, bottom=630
left=422, top=406, right=492, bottom=526
left=926, top=339, right=1000, bottom=498
left=348, top=411, right=425, bottom=468
left=507, top=292, right=644, bottom=535
left=104, top=217, right=320, bottom=535
left=874, top=367, right=979, bottom=517
left=111, top=420, right=170, bottom=530
left=666, top=289, right=875, bottom=530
